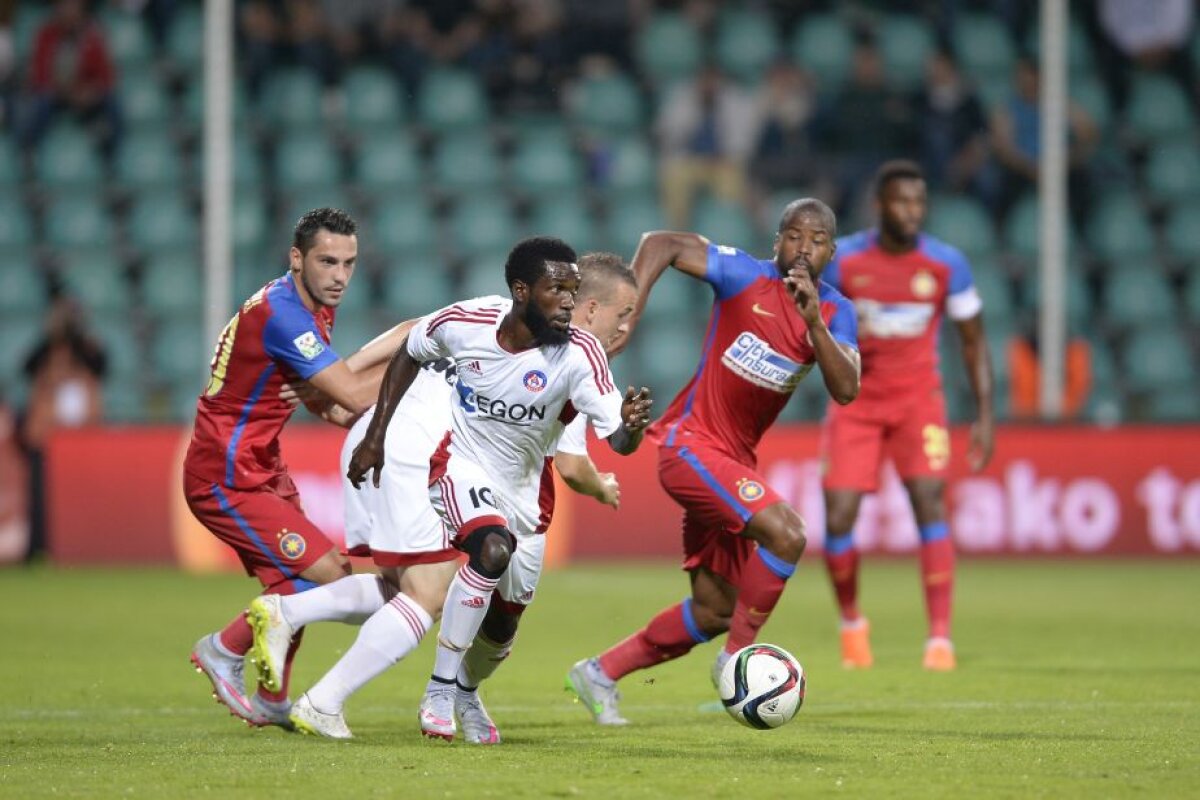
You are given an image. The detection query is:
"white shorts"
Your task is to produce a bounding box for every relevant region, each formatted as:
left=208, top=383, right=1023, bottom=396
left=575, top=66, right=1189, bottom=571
left=341, top=407, right=457, bottom=567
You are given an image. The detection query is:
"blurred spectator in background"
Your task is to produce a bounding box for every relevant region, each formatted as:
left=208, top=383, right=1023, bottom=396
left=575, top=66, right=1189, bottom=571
left=748, top=59, right=821, bottom=195
left=493, top=0, right=564, bottom=111
left=1093, top=0, right=1198, bottom=113
left=237, top=0, right=282, bottom=97
left=0, top=0, right=15, bottom=129
left=18, top=0, right=121, bottom=156
left=1008, top=329, right=1093, bottom=420
left=18, top=296, right=107, bottom=561
left=990, top=55, right=1098, bottom=228
left=321, top=0, right=403, bottom=71
left=918, top=48, right=997, bottom=210
left=287, top=0, right=341, bottom=88
left=561, top=0, right=645, bottom=69
left=656, top=63, right=759, bottom=229
left=815, top=38, right=917, bottom=220
left=122, top=0, right=179, bottom=51
left=0, top=391, right=28, bottom=565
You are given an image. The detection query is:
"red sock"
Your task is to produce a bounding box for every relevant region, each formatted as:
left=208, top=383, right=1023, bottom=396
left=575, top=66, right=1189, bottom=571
left=218, top=613, right=253, bottom=656
left=257, top=628, right=304, bottom=703
left=725, top=548, right=794, bottom=654
left=824, top=549, right=861, bottom=622
left=920, top=538, right=955, bottom=639
left=598, top=602, right=701, bottom=681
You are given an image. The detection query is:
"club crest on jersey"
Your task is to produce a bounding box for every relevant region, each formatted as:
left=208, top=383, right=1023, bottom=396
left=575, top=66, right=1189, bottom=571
left=292, top=331, right=325, bottom=361
left=737, top=479, right=766, bottom=502
left=911, top=270, right=938, bottom=299
left=278, top=530, right=306, bottom=560
left=523, top=370, right=548, bottom=393
left=721, top=331, right=812, bottom=393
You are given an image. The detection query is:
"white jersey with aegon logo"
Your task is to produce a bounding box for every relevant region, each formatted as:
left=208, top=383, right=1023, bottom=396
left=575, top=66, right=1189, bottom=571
left=406, top=295, right=623, bottom=526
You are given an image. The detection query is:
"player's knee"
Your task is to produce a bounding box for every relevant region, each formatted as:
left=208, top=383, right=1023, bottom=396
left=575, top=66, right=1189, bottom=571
left=772, top=515, right=807, bottom=561
left=461, top=525, right=515, bottom=579
left=481, top=599, right=523, bottom=643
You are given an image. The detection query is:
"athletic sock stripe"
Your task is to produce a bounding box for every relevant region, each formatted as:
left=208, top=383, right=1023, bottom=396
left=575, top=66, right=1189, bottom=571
left=389, top=595, right=429, bottom=639
left=457, top=566, right=498, bottom=593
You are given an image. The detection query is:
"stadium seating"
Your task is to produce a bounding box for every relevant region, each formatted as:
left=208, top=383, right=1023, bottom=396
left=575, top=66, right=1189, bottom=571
left=35, top=126, right=104, bottom=189
left=370, top=195, right=438, bottom=255
left=692, top=197, right=758, bottom=253
left=273, top=132, right=343, bottom=190
left=636, top=12, right=703, bottom=86
left=416, top=69, right=490, bottom=132
left=510, top=128, right=583, bottom=196
left=878, top=15, right=934, bottom=90
left=567, top=71, right=644, bottom=137
left=381, top=256, right=455, bottom=318
left=597, top=134, right=657, bottom=197
left=0, top=196, right=33, bottom=249
left=1102, top=269, right=1178, bottom=329
left=44, top=196, right=114, bottom=250
left=791, top=14, right=853, bottom=88
left=0, top=258, right=46, bottom=315
left=954, top=14, right=1016, bottom=83
left=58, top=253, right=130, bottom=315
left=927, top=195, right=998, bottom=260
left=352, top=132, right=422, bottom=193
left=342, top=66, right=406, bottom=129
left=1086, top=192, right=1156, bottom=263
left=141, top=253, right=203, bottom=317
left=115, top=131, right=184, bottom=190
left=447, top=196, right=519, bottom=261
left=1143, top=141, right=1200, bottom=206
left=528, top=196, right=601, bottom=254
left=431, top=130, right=502, bottom=196
left=1124, top=73, right=1195, bottom=143
left=121, top=72, right=172, bottom=130
left=715, top=9, right=780, bottom=84
left=127, top=191, right=198, bottom=254
left=261, top=69, right=326, bottom=129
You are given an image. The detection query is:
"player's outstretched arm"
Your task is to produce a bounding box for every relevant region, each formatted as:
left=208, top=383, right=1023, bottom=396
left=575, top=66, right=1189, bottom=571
left=605, top=386, right=653, bottom=455
left=346, top=338, right=421, bottom=488
left=555, top=452, right=621, bottom=509
left=619, top=232, right=711, bottom=354
left=784, top=267, right=860, bottom=405
left=955, top=313, right=995, bottom=471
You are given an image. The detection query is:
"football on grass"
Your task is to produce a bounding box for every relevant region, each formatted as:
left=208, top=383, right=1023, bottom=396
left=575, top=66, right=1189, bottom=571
left=718, top=643, right=806, bottom=729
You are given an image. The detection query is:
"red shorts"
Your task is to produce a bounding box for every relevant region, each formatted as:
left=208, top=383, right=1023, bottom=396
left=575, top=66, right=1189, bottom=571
left=183, top=471, right=336, bottom=591
left=821, top=386, right=950, bottom=492
left=657, top=443, right=784, bottom=585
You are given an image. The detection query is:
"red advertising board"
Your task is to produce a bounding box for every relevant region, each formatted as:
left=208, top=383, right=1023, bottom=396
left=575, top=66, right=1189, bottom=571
left=45, top=424, right=1200, bottom=566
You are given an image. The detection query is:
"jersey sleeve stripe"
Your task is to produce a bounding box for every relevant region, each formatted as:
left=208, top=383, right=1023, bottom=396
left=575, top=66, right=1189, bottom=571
left=570, top=330, right=615, bottom=394
left=426, top=309, right=501, bottom=335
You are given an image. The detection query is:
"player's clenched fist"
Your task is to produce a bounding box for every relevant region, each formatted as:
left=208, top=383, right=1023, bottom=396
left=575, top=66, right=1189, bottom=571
left=621, top=386, right=654, bottom=431
left=347, top=435, right=385, bottom=489
left=783, top=267, right=821, bottom=326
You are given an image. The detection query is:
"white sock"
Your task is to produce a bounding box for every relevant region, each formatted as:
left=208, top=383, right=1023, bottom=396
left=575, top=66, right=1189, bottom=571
left=459, top=633, right=514, bottom=689
left=306, top=593, right=432, bottom=714
left=280, top=574, right=392, bottom=628
left=431, top=565, right=498, bottom=681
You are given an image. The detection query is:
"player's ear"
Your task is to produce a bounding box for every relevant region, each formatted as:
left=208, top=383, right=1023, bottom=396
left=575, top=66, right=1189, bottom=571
left=288, top=246, right=302, bottom=273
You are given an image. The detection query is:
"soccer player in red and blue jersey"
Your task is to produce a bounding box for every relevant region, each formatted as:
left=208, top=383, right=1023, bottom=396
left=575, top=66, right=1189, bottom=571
left=184, top=208, right=405, bottom=727
left=820, top=160, right=994, bottom=671
left=568, top=198, right=860, bottom=725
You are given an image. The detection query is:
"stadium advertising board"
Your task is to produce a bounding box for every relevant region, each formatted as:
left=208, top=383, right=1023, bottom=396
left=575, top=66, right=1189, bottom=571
left=45, top=425, right=1200, bottom=565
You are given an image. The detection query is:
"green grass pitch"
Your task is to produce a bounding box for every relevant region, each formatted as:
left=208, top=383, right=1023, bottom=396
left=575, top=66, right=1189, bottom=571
left=1, top=560, right=1197, bottom=798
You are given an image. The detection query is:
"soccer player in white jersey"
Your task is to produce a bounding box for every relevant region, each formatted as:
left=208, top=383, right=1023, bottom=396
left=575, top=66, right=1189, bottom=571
left=248, top=243, right=648, bottom=740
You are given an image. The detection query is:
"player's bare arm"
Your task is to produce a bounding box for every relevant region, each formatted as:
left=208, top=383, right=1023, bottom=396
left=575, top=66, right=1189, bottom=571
left=785, top=267, right=860, bottom=404
left=606, top=386, right=653, bottom=455
left=621, top=231, right=711, bottom=350
left=555, top=452, right=621, bottom=509
left=955, top=313, right=995, bottom=471
left=347, top=338, right=422, bottom=489
left=343, top=318, right=421, bottom=373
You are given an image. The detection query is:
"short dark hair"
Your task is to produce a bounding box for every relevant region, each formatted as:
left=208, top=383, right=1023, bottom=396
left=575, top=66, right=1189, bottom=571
left=778, top=197, right=838, bottom=238
left=873, top=160, right=925, bottom=199
left=577, top=251, right=636, bottom=302
left=293, top=207, right=357, bottom=254
left=504, top=236, right=578, bottom=289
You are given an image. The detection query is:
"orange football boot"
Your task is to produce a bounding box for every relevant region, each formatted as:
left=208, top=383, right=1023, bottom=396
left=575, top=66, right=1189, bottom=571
left=923, top=637, right=957, bottom=671
left=840, top=619, right=873, bottom=669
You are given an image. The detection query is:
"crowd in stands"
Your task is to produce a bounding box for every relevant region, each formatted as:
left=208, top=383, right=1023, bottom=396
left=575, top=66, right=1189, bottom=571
left=0, top=0, right=1197, bottom=428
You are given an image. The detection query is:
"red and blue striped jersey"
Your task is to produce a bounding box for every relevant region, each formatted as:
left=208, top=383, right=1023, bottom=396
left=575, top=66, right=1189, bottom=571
left=184, top=273, right=340, bottom=489
left=648, top=244, right=857, bottom=465
left=824, top=231, right=981, bottom=398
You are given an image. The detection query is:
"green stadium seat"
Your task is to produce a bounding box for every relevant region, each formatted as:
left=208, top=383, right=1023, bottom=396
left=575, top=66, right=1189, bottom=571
left=90, top=313, right=143, bottom=382
left=102, top=11, right=153, bottom=69
left=128, top=191, right=197, bottom=253
left=692, top=198, right=758, bottom=253
left=150, top=316, right=208, bottom=383
left=448, top=197, right=517, bottom=259
left=431, top=130, right=501, bottom=195
left=115, top=131, right=183, bottom=190
left=0, top=138, right=19, bottom=186
left=879, top=15, right=934, bottom=90
left=343, top=67, right=405, bottom=128
left=1019, top=263, right=1090, bottom=328
left=58, top=252, right=130, bottom=314
left=1086, top=193, right=1155, bottom=262
left=1161, top=203, right=1200, bottom=262
left=371, top=195, right=438, bottom=255
left=1102, top=269, right=1177, bottom=328
left=1124, top=73, right=1194, bottom=143
left=457, top=250, right=512, bottom=299
left=142, top=253, right=203, bottom=317
left=329, top=312, right=380, bottom=357
left=35, top=126, right=104, bottom=188
left=527, top=196, right=600, bottom=253
left=381, top=254, right=455, bottom=317
left=353, top=132, right=422, bottom=192
left=636, top=12, right=702, bottom=86
left=567, top=72, right=644, bottom=136
left=628, top=317, right=707, bottom=397
left=274, top=132, right=342, bottom=190
left=1185, top=271, right=1200, bottom=321
left=262, top=69, right=325, bottom=128
left=636, top=259, right=707, bottom=323
left=0, top=256, right=47, bottom=315
left=166, top=5, right=203, bottom=69
left=1003, top=194, right=1077, bottom=261
left=121, top=72, right=171, bottom=129
left=715, top=9, right=780, bottom=83
left=0, top=314, right=45, bottom=390
left=1121, top=325, right=1196, bottom=393
left=605, top=193, right=667, bottom=255
left=954, top=14, right=1015, bottom=82
left=14, top=5, right=49, bottom=61
left=927, top=195, right=997, bottom=259
left=510, top=129, right=583, bottom=195
left=791, top=14, right=853, bottom=88
left=279, top=188, right=353, bottom=233
left=182, top=79, right=250, bottom=129
left=44, top=196, right=114, bottom=249
left=103, top=378, right=147, bottom=423
left=233, top=192, right=269, bottom=254
left=235, top=256, right=284, bottom=304
left=1145, top=385, right=1198, bottom=421
left=1070, top=77, right=1113, bottom=132
left=0, top=196, right=33, bottom=249
left=600, top=134, right=656, bottom=196
left=1025, top=18, right=1094, bottom=80
left=417, top=69, right=489, bottom=132
left=969, top=260, right=1016, bottom=322
left=1144, top=141, right=1200, bottom=206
